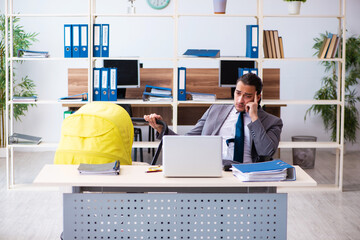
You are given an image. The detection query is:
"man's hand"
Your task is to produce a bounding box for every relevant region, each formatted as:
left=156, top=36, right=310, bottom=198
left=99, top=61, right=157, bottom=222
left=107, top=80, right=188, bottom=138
left=245, top=93, right=259, bottom=122
left=144, top=113, right=164, bottom=133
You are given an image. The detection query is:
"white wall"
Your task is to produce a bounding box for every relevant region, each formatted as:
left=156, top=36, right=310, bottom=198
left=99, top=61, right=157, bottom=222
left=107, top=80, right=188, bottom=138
left=2, top=0, right=360, bottom=150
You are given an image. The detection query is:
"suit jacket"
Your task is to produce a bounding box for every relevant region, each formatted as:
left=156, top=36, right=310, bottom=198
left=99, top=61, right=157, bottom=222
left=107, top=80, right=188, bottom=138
left=163, top=104, right=283, bottom=163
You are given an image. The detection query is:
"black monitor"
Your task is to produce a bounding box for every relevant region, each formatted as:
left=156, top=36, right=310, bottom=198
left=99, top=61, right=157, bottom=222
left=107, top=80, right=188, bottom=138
left=219, top=60, right=255, bottom=87
left=104, top=59, right=140, bottom=99
left=103, top=59, right=140, bottom=88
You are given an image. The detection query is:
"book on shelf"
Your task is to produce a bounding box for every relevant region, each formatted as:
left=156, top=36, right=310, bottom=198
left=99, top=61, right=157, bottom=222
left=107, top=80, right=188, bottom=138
left=269, top=30, right=276, bottom=58
left=183, top=49, right=220, bottom=58
left=264, top=30, right=273, bottom=58
left=325, top=34, right=339, bottom=58
left=273, top=30, right=281, bottom=58
left=187, top=92, right=216, bottom=101
left=12, top=96, right=38, bottom=102
left=278, top=37, right=284, bottom=58
left=231, top=159, right=296, bottom=182
left=58, top=93, right=88, bottom=102
left=263, top=30, right=284, bottom=59
left=17, top=49, right=49, bottom=58
left=9, top=133, right=42, bottom=145
left=318, top=34, right=333, bottom=59
left=263, top=31, right=269, bottom=58
left=77, top=160, right=120, bottom=175
left=330, top=36, right=340, bottom=58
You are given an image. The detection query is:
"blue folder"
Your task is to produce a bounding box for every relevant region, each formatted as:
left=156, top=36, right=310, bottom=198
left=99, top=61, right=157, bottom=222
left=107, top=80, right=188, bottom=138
left=142, top=85, right=172, bottom=101
left=79, top=24, right=88, bottom=58
left=71, top=25, right=80, bottom=58
left=93, top=68, right=101, bottom=101
left=93, top=24, right=101, bottom=57
left=101, top=24, right=109, bottom=57
left=58, top=93, right=88, bottom=101
left=238, top=68, right=250, bottom=78
left=250, top=68, right=258, bottom=75
left=178, top=67, right=186, bottom=101
left=109, top=68, right=117, bottom=101
left=183, top=49, right=220, bottom=58
left=232, top=159, right=296, bottom=181
left=100, top=68, right=109, bottom=101
left=64, top=24, right=72, bottom=58
left=246, top=25, right=259, bottom=58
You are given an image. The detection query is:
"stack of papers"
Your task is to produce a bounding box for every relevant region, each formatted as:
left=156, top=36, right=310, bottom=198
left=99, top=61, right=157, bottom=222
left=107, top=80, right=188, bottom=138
left=17, top=49, right=49, bottom=58
left=231, top=160, right=296, bottom=182
left=12, top=96, right=38, bottom=102
left=187, top=92, right=216, bottom=101
left=9, top=133, right=42, bottom=145
left=78, top=160, right=120, bottom=175
left=58, top=93, right=88, bottom=102
left=142, top=85, right=173, bottom=102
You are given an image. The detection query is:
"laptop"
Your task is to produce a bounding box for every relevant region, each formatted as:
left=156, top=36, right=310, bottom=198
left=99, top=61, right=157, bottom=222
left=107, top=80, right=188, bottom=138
left=162, top=135, right=223, bottom=177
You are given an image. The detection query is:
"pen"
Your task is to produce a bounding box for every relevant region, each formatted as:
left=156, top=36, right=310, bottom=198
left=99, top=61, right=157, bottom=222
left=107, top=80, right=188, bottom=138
left=146, top=170, right=162, bottom=173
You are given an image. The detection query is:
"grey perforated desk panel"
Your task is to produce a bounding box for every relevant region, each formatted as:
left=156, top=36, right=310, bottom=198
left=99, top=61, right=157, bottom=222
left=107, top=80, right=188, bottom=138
left=34, top=165, right=316, bottom=240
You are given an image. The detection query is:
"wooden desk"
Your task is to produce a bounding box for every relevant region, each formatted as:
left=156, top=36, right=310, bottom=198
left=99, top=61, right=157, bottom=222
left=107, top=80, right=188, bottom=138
left=34, top=165, right=315, bottom=189
left=34, top=165, right=316, bottom=240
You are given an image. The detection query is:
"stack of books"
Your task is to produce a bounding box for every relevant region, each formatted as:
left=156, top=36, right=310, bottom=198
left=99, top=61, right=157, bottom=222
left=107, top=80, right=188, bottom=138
left=142, top=85, right=172, bottom=102
left=187, top=92, right=216, bottom=101
left=263, top=30, right=284, bottom=59
left=231, top=159, right=296, bottom=182
left=77, top=160, right=120, bottom=175
left=317, top=33, right=340, bottom=59
left=17, top=49, right=49, bottom=58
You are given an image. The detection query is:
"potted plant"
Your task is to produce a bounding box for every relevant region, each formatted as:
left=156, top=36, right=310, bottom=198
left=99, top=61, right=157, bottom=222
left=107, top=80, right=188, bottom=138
left=283, top=0, right=307, bottom=15
left=0, top=14, right=38, bottom=147
left=305, top=32, right=360, bottom=145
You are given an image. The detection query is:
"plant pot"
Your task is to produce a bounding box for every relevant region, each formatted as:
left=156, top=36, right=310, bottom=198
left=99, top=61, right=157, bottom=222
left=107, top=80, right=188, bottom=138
left=287, top=1, right=301, bottom=15
left=213, top=0, right=227, bottom=14
left=291, top=136, right=317, bottom=169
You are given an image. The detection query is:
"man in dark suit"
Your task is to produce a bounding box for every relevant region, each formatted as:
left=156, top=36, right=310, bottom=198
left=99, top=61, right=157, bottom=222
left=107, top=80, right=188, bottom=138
left=144, top=73, right=283, bottom=163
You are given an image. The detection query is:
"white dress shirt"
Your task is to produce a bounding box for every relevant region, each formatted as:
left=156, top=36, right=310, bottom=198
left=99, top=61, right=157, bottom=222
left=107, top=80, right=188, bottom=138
left=218, top=108, right=252, bottom=163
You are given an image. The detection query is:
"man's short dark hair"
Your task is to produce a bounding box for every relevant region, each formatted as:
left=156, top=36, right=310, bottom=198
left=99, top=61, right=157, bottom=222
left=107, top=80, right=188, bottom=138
left=236, top=73, right=263, bottom=95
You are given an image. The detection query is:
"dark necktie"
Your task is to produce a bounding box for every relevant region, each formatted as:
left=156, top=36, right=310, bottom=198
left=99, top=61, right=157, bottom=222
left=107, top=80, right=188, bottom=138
left=234, top=112, right=244, bottom=163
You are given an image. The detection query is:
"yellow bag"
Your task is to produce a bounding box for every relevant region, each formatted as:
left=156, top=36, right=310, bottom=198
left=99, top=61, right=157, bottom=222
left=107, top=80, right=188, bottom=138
left=54, top=102, right=133, bottom=165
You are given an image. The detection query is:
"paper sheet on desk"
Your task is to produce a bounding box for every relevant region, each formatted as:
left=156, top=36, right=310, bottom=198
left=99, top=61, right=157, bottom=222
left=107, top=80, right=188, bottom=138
left=78, top=160, right=120, bottom=175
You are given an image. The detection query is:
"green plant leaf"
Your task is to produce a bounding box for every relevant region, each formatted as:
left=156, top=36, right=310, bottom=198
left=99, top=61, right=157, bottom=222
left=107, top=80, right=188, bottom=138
left=306, top=33, right=360, bottom=143
left=0, top=13, right=38, bottom=147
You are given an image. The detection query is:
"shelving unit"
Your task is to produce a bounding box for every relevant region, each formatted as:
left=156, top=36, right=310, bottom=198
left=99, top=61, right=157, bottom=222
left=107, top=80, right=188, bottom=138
left=4, top=0, right=346, bottom=190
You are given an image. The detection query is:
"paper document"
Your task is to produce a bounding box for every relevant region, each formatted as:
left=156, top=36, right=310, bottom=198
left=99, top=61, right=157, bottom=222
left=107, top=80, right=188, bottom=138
left=231, top=159, right=296, bottom=182
left=78, top=160, right=120, bottom=175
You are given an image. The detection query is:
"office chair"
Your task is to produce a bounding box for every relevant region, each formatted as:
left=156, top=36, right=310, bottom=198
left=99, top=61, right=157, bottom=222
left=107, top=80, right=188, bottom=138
left=131, top=117, right=166, bottom=165
left=120, top=104, right=144, bottom=162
